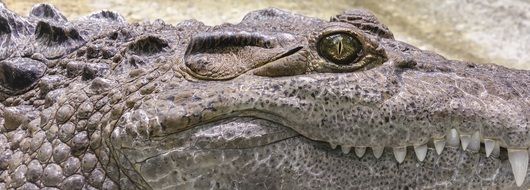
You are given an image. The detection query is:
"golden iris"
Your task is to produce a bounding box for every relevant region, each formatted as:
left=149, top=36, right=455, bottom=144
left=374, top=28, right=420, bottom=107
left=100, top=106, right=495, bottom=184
left=317, top=33, right=362, bottom=65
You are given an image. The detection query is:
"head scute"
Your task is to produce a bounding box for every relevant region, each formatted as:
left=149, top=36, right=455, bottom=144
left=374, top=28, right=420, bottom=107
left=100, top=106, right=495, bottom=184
left=331, top=9, right=394, bottom=39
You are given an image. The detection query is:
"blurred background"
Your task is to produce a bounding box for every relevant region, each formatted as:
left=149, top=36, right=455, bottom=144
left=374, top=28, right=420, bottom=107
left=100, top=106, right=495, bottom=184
left=2, top=0, right=529, bottom=70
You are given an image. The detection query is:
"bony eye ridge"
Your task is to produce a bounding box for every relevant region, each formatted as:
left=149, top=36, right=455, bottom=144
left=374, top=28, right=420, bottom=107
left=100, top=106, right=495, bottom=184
left=317, top=33, right=363, bottom=65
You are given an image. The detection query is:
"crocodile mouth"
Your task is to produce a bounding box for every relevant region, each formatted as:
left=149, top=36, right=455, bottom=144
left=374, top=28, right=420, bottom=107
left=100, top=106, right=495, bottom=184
left=188, top=115, right=514, bottom=161
left=164, top=108, right=508, bottom=152
left=157, top=105, right=516, bottom=159
left=124, top=114, right=524, bottom=188
left=150, top=74, right=530, bottom=186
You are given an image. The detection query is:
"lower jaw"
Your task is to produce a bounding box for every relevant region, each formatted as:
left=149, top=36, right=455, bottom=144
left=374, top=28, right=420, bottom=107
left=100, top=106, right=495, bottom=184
left=119, top=116, right=525, bottom=188
left=135, top=135, right=522, bottom=189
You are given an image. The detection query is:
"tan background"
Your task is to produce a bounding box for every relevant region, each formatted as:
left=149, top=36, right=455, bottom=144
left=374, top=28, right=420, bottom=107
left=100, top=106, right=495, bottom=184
left=3, top=0, right=529, bottom=70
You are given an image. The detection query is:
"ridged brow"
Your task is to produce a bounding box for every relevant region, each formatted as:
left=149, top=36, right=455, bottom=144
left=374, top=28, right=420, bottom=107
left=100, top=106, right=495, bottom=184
left=186, top=31, right=275, bottom=54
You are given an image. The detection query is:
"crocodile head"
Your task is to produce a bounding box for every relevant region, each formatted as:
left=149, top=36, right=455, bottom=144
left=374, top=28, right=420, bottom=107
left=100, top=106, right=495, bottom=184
left=0, top=4, right=529, bottom=189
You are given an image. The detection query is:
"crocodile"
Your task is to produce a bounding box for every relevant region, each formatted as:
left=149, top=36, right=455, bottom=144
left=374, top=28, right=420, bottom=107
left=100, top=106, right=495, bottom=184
left=0, top=3, right=529, bottom=189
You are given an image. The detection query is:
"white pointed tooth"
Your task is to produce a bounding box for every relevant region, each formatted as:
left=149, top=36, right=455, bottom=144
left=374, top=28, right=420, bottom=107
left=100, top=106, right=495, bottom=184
left=446, top=129, right=460, bottom=147
left=460, top=134, right=471, bottom=151
left=492, top=141, right=500, bottom=157
left=433, top=138, right=446, bottom=155
left=414, top=144, right=428, bottom=162
left=484, top=139, right=496, bottom=157
left=330, top=143, right=337, bottom=149
left=393, top=147, right=407, bottom=163
left=341, top=145, right=351, bottom=154
left=507, top=149, right=529, bottom=187
left=355, top=147, right=366, bottom=158
left=468, top=131, right=481, bottom=152
left=372, top=147, right=384, bottom=159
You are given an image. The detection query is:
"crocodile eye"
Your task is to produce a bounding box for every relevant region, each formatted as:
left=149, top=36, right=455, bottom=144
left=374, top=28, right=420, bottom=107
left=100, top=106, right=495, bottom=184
left=317, top=33, right=362, bottom=65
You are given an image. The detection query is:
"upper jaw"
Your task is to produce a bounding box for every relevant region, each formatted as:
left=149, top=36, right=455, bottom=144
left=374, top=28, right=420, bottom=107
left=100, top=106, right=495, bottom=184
left=146, top=59, right=530, bottom=186
left=399, top=66, right=530, bottom=147
left=155, top=58, right=530, bottom=149
left=134, top=60, right=530, bottom=186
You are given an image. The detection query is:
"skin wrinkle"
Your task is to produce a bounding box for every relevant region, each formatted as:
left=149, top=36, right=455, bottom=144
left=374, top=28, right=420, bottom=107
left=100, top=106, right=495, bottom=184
left=0, top=3, right=529, bottom=189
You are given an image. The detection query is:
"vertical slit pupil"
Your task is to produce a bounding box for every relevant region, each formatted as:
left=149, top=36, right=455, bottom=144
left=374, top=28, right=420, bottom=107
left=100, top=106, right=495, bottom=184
left=338, top=40, right=343, bottom=55
left=317, top=32, right=363, bottom=65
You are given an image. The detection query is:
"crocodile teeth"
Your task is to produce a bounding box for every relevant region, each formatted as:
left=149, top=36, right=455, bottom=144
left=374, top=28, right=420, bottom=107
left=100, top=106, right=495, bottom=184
left=468, top=131, right=481, bottom=152
left=393, top=147, right=407, bottom=163
left=507, top=149, right=529, bottom=187
left=433, top=138, right=445, bottom=155
left=446, top=129, right=460, bottom=147
left=330, top=143, right=337, bottom=149
left=460, top=134, right=471, bottom=151
left=484, top=139, right=496, bottom=157
left=414, top=144, right=428, bottom=162
left=492, top=141, right=501, bottom=157
left=372, top=147, right=384, bottom=159
left=341, top=145, right=351, bottom=154
left=355, top=147, right=366, bottom=158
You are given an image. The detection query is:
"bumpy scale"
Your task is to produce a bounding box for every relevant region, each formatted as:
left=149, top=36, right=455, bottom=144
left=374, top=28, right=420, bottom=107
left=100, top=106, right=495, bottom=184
left=0, top=3, right=529, bottom=190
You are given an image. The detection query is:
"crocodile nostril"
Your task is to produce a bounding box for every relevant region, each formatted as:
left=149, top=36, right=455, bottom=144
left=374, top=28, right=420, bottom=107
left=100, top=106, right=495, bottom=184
left=185, top=31, right=276, bottom=54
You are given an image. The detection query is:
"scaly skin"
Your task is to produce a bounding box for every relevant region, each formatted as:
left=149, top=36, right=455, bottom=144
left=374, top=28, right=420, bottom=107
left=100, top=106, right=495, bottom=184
left=0, top=3, right=529, bottom=190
